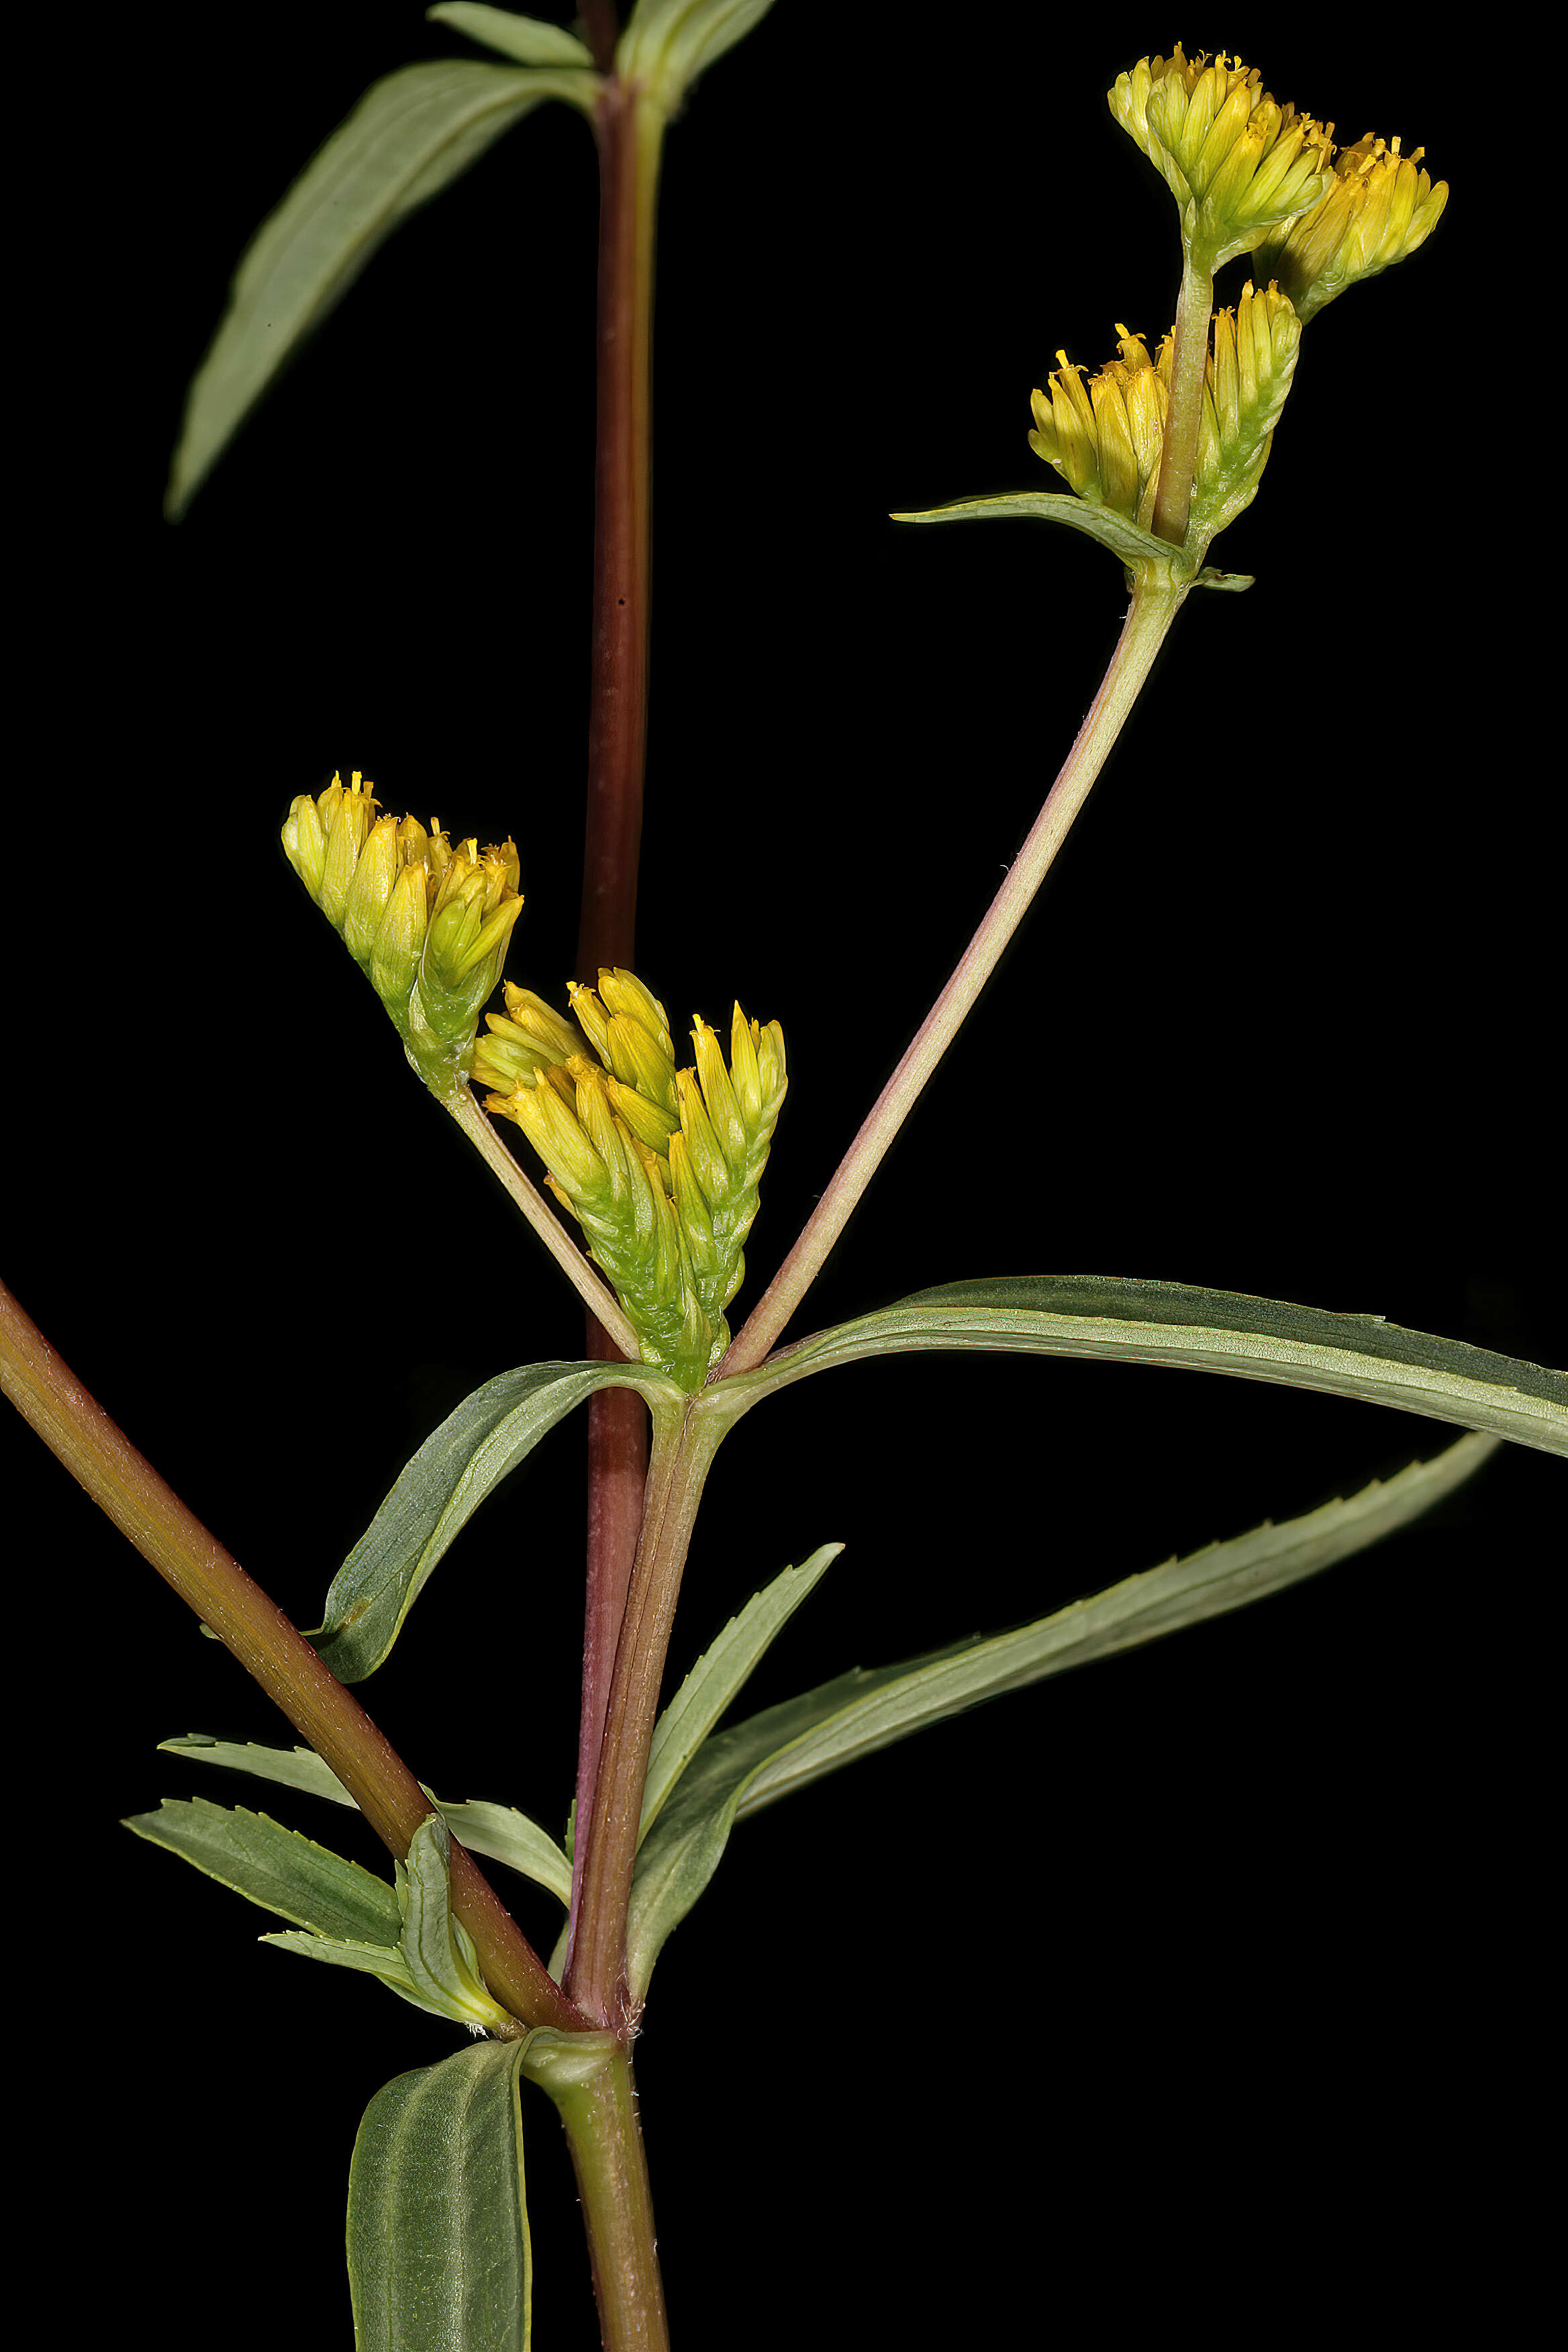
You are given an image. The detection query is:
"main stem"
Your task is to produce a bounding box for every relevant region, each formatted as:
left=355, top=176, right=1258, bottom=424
left=720, top=576, right=1185, bottom=1377
left=1150, top=248, right=1214, bottom=548
left=569, top=1402, right=722, bottom=2028
left=570, top=81, right=665, bottom=1967
left=0, top=1278, right=581, bottom=2035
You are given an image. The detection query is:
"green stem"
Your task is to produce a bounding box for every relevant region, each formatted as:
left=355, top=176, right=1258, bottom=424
left=567, top=1397, right=724, bottom=2026
left=0, top=1276, right=583, bottom=2036
left=718, top=575, right=1187, bottom=1379
left=1150, top=247, right=1214, bottom=548
left=525, top=2034, right=668, bottom=2352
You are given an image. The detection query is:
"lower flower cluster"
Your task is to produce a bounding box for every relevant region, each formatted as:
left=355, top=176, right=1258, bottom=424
left=477, top=972, right=787, bottom=1389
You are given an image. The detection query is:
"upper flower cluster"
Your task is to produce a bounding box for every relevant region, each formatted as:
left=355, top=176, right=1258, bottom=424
left=1109, top=46, right=1448, bottom=308
left=1109, top=46, right=1333, bottom=268
left=477, top=971, right=787, bottom=1389
left=281, top=771, right=524, bottom=1088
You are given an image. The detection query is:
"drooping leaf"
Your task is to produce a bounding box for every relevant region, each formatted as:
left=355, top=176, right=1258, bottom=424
left=166, top=60, right=599, bottom=516
left=728, top=1276, right=1567, bottom=1455
left=348, top=2040, right=533, bottom=2351
left=638, top=1543, right=842, bottom=1839
left=618, top=0, right=777, bottom=103
left=624, top=1434, right=1496, bottom=1992
left=157, top=1736, right=573, bottom=1907
left=124, top=1796, right=401, bottom=1943
left=428, top=4, right=595, bottom=67
left=309, top=1360, right=680, bottom=1680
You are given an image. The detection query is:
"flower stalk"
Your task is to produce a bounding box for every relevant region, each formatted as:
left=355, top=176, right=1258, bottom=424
left=720, top=574, right=1186, bottom=1377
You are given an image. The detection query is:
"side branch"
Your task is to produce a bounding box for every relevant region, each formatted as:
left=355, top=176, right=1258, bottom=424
left=0, top=1276, right=584, bottom=2037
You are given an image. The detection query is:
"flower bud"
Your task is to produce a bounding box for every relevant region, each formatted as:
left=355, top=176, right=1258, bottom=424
left=485, top=969, right=788, bottom=1390
left=280, top=773, right=524, bottom=1090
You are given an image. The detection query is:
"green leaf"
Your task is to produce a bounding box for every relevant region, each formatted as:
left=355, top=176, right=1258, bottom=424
left=348, top=2040, right=532, bottom=2351
left=309, top=1359, right=680, bottom=1680
left=258, top=1929, right=450, bottom=2019
left=624, top=1434, right=1496, bottom=1992
left=618, top=0, right=777, bottom=103
left=124, top=1796, right=400, bottom=1943
left=397, top=1816, right=515, bottom=2030
left=729, top=1276, right=1568, bottom=1455
left=157, top=1736, right=573, bottom=1908
left=639, top=1543, right=842, bottom=1839
left=166, top=60, right=599, bottom=516
left=428, top=4, right=595, bottom=66
left=891, top=491, right=1254, bottom=591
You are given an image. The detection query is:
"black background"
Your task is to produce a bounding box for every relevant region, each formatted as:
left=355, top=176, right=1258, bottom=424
left=11, top=7, right=1558, bottom=2345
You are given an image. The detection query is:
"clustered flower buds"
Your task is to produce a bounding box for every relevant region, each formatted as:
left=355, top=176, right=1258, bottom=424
left=1030, top=281, right=1300, bottom=542
left=477, top=971, right=787, bottom=1389
left=281, top=771, right=525, bottom=1088
left=1254, top=134, right=1448, bottom=322
left=1109, top=46, right=1334, bottom=268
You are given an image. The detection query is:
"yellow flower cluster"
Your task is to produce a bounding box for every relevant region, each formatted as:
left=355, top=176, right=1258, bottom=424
left=1030, top=283, right=1301, bottom=544
left=1255, top=133, right=1448, bottom=322
left=477, top=971, right=787, bottom=1389
left=281, top=771, right=524, bottom=1085
left=1109, top=46, right=1333, bottom=266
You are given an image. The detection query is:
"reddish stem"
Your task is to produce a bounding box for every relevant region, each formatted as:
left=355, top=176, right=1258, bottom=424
left=567, top=80, right=662, bottom=1961
left=0, top=1277, right=583, bottom=2035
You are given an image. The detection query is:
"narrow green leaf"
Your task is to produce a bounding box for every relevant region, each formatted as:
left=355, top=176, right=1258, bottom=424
left=399, top=1817, right=515, bottom=2030
left=309, top=1360, right=679, bottom=1680
left=618, top=0, right=777, bottom=101
left=166, top=60, right=599, bottom=516
left=892, top=488, right=1189, bottom=581
left=624, top=1435, right=1496, bottom=1992
left=639, top=1543, right=842, bottom=1839
left=728, top=1275, right=1568, bottom=1455
left=157, top=1737, right=573, bottom=1908
left=124, top=1796, right=400, bottom=1943
left=258, top=1929, right=449, bottom=2019
left=428, top=4, right=595, bottom=66
left=348, top=2041, right=532, bottom=2351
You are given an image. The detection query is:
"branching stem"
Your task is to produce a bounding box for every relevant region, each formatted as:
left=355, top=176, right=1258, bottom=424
left=0, top=1277, right=582, bottom=2036
left=1151, top=248, right=1214, bottom=548
left=719, top=576, right=1186, bottom=1377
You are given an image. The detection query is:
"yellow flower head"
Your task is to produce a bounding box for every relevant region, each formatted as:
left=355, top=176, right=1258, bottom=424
left=1030, top=327, right=1171, bottom=530
left=281, top=771, right=524, bottom=1087
left=1109, top=46, right=1333, bottom=267
left=1254, top=133, right=1448, bottom=323
left=484, top=969, right=787, bottom=1389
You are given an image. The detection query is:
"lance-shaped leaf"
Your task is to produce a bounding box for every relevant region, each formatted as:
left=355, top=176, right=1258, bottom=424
left=726, top=1276, right=1568, bottom=1455
left=157, top=1736, right=573, bottom=1907
left=394, top=1814, right=515, bottom=2030
left=124, top=1795, right=401, bottom=1943
left=618, top=0, right=777, bottom=104
left=624, top=1434, right=1496, bottom=1992
left=638, top=1542, right=842, bottom=1839
left=428, top=4, right=595, bottom=67
left=348, top=2039, right=533, bottom=2351
left=166, top=58, right=601, bottom=516
left=891, top=492, right=1251, bottom=591
left=309, top=1359, right=681, bottom=1680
